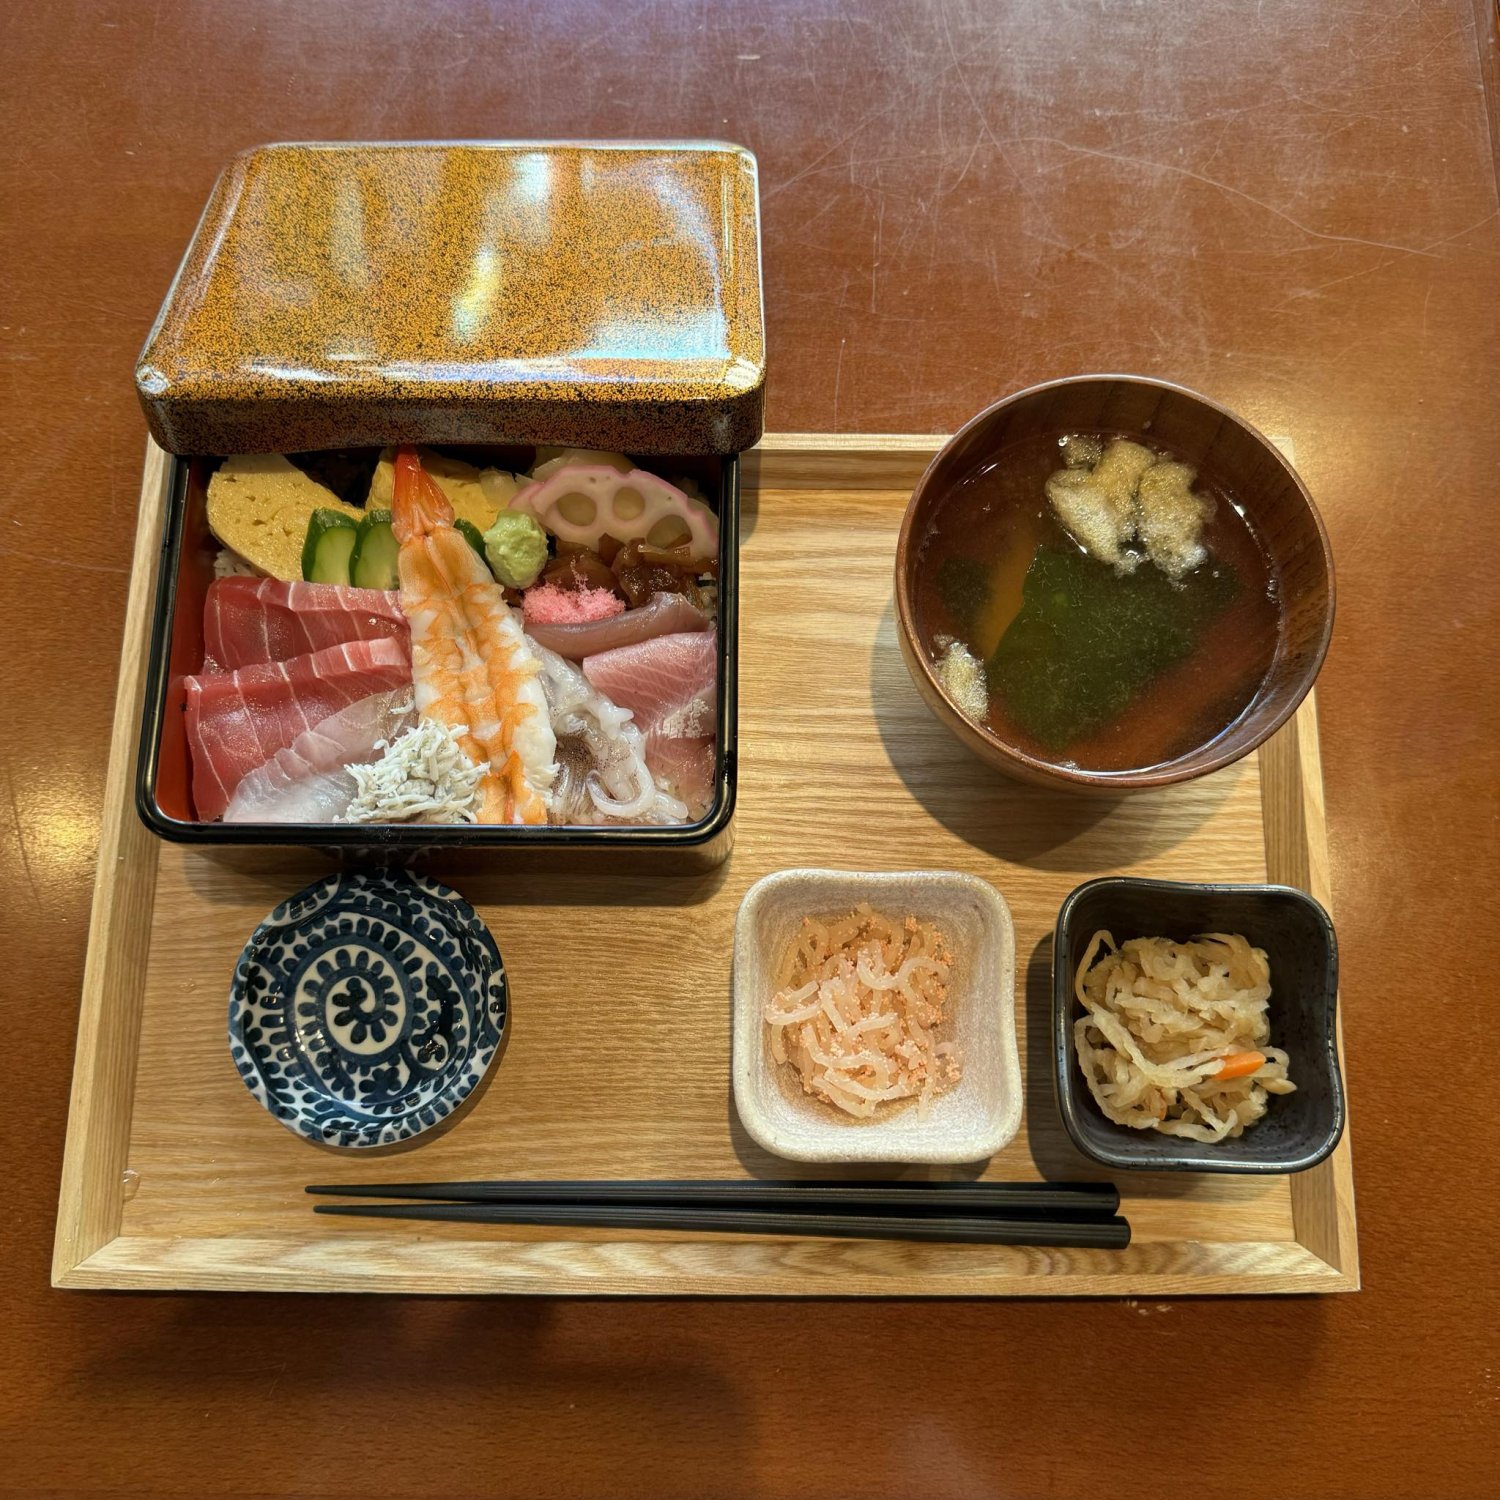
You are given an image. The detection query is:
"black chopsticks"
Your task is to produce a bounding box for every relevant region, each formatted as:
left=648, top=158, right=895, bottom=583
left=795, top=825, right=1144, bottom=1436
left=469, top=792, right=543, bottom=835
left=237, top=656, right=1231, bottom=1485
left=308, top=1177, right=1119, bottom=1213
left=306, top=1179, right=1129, bottom=1249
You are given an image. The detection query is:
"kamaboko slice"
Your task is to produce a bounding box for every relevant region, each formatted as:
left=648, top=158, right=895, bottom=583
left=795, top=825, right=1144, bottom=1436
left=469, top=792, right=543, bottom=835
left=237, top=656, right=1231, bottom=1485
left=509, top=465, right=718, bottom=556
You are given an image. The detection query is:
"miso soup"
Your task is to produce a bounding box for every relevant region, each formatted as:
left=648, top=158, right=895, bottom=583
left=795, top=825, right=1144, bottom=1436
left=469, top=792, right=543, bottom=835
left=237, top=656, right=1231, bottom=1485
left=912, top=432, right=1281, bottom=773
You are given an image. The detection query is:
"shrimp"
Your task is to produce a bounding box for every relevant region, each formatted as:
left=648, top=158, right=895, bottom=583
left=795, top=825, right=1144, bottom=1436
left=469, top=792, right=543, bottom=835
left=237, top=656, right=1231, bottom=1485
left=391, top=447, right=556, bottom=824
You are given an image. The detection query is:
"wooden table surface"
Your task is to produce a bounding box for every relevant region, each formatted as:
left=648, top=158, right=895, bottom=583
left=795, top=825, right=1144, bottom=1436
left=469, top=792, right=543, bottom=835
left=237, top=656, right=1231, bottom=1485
left=4, top=2, right=1496, bottom=1495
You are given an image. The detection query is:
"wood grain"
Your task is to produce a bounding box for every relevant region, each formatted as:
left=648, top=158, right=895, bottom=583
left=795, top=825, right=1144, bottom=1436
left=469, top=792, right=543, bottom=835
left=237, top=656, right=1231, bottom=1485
left=53, top=437, right=1350, bottom=1296
left=743, top=432, right=945, bottom=490
left=7, top=2, right=1498, bottom=1495
left=50, top=442, right=171, bottom=1281
left=1261, top=696, right=1358, bottom=1277
left=68, top=1234, right=1337, bottom=1298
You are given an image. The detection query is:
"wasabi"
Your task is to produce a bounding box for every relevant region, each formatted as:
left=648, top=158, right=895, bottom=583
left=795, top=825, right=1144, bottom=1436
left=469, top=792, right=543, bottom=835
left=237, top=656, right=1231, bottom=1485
left=483, top=510, right=549, bottom=589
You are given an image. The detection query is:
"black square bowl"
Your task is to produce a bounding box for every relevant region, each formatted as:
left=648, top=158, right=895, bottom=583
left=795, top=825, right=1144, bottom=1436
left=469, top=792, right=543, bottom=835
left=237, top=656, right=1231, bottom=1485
left=1053, top=877, right=1344, bottom=1173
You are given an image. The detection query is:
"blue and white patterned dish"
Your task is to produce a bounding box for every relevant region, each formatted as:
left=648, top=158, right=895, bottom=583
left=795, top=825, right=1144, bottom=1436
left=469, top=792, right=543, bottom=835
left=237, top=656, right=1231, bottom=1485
left=228, top=870, right=507, bottom=1149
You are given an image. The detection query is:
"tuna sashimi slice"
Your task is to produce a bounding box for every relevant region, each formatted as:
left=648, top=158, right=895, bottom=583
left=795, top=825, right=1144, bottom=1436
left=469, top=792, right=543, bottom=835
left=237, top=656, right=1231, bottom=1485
left=523, top=591, right=710, bottom=661
left=580, top=631, right=716, bottom=739
left=223, top=689, right=416, bottom=824
left=204, top=576, right=408, bottom=670
left=647, top=736, right=716, bottom=809
left=581, top=631, right=717, bottom=806
left=185, top=637, right=412, bottom=820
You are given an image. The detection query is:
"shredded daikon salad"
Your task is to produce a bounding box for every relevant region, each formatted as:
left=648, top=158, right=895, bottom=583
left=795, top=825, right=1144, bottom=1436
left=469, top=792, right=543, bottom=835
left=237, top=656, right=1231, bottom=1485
left=1073, top=930, right=1296, bottom=1143
left=765, top=905, right=961, bottom=1119
left=340, top=717, right=484, bottom=824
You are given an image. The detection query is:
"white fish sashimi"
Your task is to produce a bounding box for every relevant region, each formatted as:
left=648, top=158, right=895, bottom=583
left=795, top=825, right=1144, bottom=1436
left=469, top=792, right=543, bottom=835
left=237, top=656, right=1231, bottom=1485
left=223, top=690, right=417, bottom=823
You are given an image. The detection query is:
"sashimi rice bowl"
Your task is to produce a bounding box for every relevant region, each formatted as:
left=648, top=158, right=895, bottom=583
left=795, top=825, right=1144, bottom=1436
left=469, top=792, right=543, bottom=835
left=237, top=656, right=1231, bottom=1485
left=152, top=444, right=727, bottom=831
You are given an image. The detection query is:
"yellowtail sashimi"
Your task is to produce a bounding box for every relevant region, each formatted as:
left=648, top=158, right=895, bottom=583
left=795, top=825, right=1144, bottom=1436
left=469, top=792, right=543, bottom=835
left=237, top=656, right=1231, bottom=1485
left=391, top=446, right=556, bottom=824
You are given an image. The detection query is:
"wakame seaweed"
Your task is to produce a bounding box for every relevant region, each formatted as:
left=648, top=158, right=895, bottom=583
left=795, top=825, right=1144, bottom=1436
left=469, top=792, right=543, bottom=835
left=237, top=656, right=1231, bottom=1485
left=937, top=556, right=991, bottom=629
left=987, top=546, right=1238, bottom=751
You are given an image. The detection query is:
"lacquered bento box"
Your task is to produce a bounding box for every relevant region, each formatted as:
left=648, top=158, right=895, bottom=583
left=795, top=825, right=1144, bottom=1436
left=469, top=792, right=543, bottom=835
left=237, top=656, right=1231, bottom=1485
left=131, top=141, right=763, bottom=865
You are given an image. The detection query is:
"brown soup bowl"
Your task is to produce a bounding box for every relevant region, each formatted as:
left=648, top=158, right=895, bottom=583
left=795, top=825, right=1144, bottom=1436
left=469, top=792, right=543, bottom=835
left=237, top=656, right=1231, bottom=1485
left=894, top=375, right=1335, bottom=794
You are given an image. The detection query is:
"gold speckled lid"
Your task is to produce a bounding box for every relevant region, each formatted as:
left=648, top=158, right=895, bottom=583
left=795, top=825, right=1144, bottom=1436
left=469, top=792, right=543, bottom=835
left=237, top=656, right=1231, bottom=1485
left=136, top=141, right=765, bottom=455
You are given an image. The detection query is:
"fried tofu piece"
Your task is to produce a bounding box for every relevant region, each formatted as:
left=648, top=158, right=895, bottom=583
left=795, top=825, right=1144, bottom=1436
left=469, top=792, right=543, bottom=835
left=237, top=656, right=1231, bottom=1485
left=1136, top=461, right=1210, bottom=579
left=1044, top=439, right=1155, bottom=571
left=1091, top=439, right=1156, bottom=505
left=1059, top=433, right=1104, bottom=469
left=1045, top=468, right=1134, bottom=569
left=1045, top=440, right=1210, bottom=579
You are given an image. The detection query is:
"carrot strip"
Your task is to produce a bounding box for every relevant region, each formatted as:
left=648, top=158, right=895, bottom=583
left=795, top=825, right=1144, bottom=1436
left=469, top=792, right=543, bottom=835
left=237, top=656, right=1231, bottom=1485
left=1213, top=1051, right=1266, bottom=1080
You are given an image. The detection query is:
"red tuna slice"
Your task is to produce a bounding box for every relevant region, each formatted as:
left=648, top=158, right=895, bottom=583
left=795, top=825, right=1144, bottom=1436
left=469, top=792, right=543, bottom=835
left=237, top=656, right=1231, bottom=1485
left=223, top=689, right=417, bottom=824
left=524, top=592, right=710, bottom=661
left=184, top=637, right=412, bottom=820
left=203, top=577, right=408, bottom=670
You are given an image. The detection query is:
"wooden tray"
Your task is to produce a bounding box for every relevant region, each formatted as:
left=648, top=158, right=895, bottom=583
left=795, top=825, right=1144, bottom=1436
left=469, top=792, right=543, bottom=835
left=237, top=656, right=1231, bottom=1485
left=53, top=435, right=1358, bottom=1296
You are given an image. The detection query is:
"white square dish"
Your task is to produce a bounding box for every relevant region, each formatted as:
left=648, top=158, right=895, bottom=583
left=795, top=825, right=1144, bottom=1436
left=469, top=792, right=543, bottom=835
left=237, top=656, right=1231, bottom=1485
left=731, top=868, right=1021, bottom=1164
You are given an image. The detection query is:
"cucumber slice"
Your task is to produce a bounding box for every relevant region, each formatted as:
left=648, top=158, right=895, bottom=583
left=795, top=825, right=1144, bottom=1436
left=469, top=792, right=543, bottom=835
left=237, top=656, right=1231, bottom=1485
left=454, top=518, right=488, bottom=558
left=350, top=509, right=400, bottom=590
left=302, top=508, right=359, bottom=584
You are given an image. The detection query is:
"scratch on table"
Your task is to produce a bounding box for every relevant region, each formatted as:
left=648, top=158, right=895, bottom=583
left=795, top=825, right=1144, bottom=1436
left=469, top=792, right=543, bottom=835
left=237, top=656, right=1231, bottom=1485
left=861, top=307, right=972, bottom=328
left=1418, top=208, right=1499, bottom=253
left=832, top=337, right=847, bottom=429
left=763, top=104, right=900, bottom=201
left=1278, top=258, right=1400, bottom=306
left=764, top=148, right=955, bottom=203
left=1029, top=229, right=1186, bottom=319
left=3, top=769, right=40, bottom=910
left=947, top=134, right=986, bottom=196
left=1026, top=137, right=1450, bottom=257
left=0, top=546, right=129, bottom=575
left=938, top=4, right=1000, bottom=154
left=1272, top=204, right=1496, bottom=313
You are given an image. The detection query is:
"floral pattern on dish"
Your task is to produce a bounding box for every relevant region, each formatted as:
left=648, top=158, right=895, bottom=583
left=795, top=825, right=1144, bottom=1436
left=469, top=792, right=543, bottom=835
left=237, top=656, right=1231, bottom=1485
left=228, top=870, right=506, bottom=1149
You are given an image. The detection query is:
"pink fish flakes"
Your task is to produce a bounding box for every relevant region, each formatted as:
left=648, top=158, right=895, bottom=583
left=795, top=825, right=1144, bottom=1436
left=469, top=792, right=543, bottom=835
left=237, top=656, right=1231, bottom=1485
left=522, top=583, right=625, bottom=627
